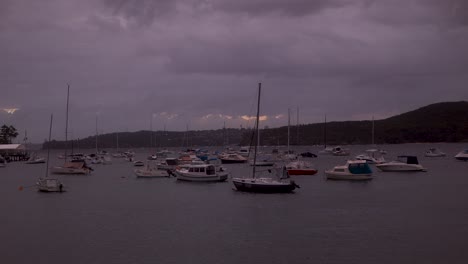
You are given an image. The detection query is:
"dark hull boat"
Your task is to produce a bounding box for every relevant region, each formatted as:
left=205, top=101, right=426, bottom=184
left=232, top=178, right=298, bottom=193
left=231, top=83, right=300, bottom=194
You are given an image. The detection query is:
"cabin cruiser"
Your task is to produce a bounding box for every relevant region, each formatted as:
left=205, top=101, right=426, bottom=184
left=174, top=164, right=229, bottom=182
left=286, top=160, right=317, bottom=175
left=376, top=156, right=426, bottom=172
left=238, top=147, right=250, bottom=157
left=355, top=149, right=385, bottom=164
left=455, top=150, right=468, bottom=161
left=425, top=148, right=446, bottom=157
left=325, top=160, right=373, bottom=180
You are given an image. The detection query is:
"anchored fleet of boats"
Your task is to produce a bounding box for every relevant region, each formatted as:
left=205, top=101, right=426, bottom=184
left=4, top=84, right=467, bottom=195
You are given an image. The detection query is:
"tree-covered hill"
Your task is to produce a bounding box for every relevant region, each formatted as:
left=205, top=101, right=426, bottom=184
left=44, top=101, right=468, bottom=149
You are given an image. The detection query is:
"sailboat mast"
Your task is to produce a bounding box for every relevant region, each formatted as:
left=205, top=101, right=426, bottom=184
left=150, top=115, right=153, bottom=151
left=116, top=132, right=119, bottom=151
left=95, top=115, right=98, bottom=153
left=45, top=114, right=53, bottom=178
left=296, top=107, right=299, bottom=146
left=64, top=84, right=70, bottom=162
left=324, top=114, right=327, bottom=148
left=372, top=116, right=375, bottom=145
left=252, top=83, right=261, bottom=179
left=287, top=108, right=290, bottom=154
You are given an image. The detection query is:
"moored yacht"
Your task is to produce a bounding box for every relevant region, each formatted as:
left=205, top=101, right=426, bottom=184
left=325, top=160, right=373, bottom=180
left=286, top=160, right=318, bottom=175
left=425, top=148, right=446, bottom=157
left=376, top=156, right=426, bottom=172
left=355, top=149, right=385, bottom=164
left=219, top=153, right=247, bottom=164
left=455, top=150, right=468, bottom=161
left=175, top=164, right=228, bottom=182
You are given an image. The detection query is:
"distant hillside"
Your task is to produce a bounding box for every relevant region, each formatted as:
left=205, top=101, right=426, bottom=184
left=239, top=101, right=468, bottom=145
left=43, top=128, right=245, bottom=150
left=44, top=101, right=468, bottom=149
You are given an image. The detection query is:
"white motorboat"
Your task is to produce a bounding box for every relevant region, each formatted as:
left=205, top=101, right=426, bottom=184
left=325, top=160, right=373, bottom=180
left=175, top=164, right=228, bottom=182
left=238, top=147, right=250, bottom=157
left=112, top=152, right=126, bottom=158
left=355, top=149, right=385, bottom=164
left=425, top=148, right=446, bottom=157
left=147, top=154, right=158, bottom=160
left=455, top=149, right=468, bottom=161
left=37, top=178, right=65, bottom=192
left=376, top=156, right=426, bottom=172
left=133, top=160, right=145, bottom=167
left=232, top=83, right=299, bottom=193
left=135, top=163, right=170, bottom=178
left=332, top=146, right=350, bottom=156
left=219, top=153, right=247, bottom=164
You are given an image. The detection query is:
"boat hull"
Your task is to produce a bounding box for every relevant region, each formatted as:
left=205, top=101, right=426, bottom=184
left=325, top=171, right=372, bottom=181
left=376, top=164, right=424, bottom=172
left=175, top=172, right=228, bottom=182
left=134, top=169, right=170, bottom=178
left=232, top=178, right=297, bottom=193
left=287, top=169, right=318, bottom=176
left=36, top=179, right=64, bottom=192
left=221, top=159, right=247, bottom=164
left=455, top=153, right=468, bottom=161
left=249, top=161, right=275, bottom=166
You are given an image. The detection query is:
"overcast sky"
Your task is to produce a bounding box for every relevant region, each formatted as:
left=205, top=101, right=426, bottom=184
left=1, top=0, right=467, bottom=143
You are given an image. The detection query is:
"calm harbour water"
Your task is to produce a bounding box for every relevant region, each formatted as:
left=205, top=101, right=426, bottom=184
left=1, top=143, right=468, bottom=264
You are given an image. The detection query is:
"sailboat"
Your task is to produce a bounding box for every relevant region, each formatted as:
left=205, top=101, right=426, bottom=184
left=37, top=115, right=65, bottom=192
left=232, top=83, right=300, bottom=193
left=51, top=85, right=92, bottom=175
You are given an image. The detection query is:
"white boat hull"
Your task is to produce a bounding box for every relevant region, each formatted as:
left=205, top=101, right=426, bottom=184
left=376, top=164, right=424, bottom=172
left=455, top=153, right=468, bottom=161
left=36, top=178, right=64, bottom=192
left=325, top=171, right=372, bottom=180
left=134, top=169, right=170, bottom=178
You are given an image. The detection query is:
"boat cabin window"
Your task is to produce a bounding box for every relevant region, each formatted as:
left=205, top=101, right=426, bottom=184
left=166, top=159, right=178, bottom=165
left=206, top=166, right=215, bottom=175
left=349, top=163, right=372, bottom=174
left=199, top=167, right=205, bottom=173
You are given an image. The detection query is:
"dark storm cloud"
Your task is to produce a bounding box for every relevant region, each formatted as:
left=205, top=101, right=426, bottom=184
left=1, top=0, right=468, bottom=142
left=101, top=0, right=357, bottom=22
